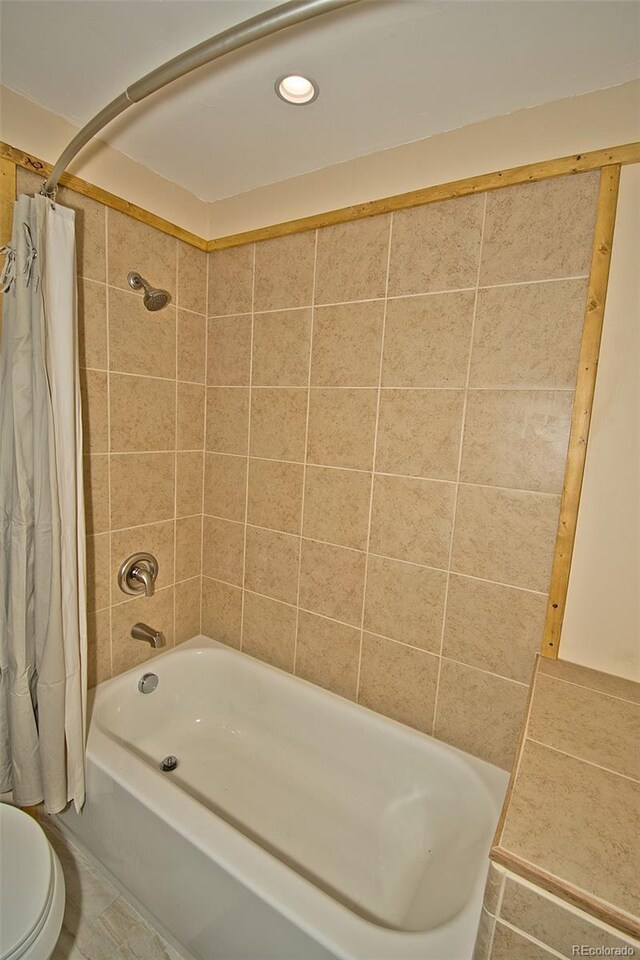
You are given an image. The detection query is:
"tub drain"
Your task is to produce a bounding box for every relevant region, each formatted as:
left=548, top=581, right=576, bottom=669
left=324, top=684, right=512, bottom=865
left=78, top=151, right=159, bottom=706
left=160, top=755, right=178, bottom=772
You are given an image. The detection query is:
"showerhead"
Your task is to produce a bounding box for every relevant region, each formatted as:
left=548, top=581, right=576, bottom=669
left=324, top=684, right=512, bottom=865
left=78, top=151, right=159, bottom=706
left=127, top=272, right=171, bottom=311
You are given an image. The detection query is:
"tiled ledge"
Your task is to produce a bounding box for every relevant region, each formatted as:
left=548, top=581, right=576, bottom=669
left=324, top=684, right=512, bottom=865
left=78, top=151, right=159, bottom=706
left=491, top=655, right=640, bottom=942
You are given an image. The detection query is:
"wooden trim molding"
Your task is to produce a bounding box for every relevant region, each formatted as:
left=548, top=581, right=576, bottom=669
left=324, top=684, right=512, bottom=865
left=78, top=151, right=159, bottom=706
left=3, top=138, right=638, bottom=252
left=541, top=165, right=622, bottom=658
left=0, top=141, right=207, bottom=251
left=0, top=155, right=17, bottom=326
left=207, top=141, right=640, bottom=250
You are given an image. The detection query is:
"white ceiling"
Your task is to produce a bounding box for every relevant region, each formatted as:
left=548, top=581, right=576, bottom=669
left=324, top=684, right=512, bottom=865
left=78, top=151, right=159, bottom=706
left=1, top=0, right=639, bottom=202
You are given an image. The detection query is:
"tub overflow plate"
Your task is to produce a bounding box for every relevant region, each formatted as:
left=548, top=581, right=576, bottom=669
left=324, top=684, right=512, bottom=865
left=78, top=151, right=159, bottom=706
left=160, top=755, right=178, bottom=772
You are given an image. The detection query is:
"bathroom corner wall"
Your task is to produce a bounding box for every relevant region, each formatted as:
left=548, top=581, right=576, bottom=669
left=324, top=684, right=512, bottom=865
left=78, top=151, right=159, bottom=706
left=16, top=167, right=208, bottom=684
left=475, top=865, right=640, bottom=960
left=201, top=171, right=600, bottom=770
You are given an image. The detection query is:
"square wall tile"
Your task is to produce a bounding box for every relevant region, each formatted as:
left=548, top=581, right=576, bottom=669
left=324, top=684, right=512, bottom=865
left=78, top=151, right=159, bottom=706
left=434, top=659, right=528, bottom=769
left=208, top=245, right=254, bottom=317
left=81, top=369, right=109, bottom=454
left=242, top=592, right=296, bottom=672
left=376, top=389, right=464, bottom=480
left=107, top=209, right=176, bottom=293
left=78, top=279, right=107, bottom=370
left=315, top=215, right=390, bottom=304
left=177, top=382, right=205, bottom=450
left=111, top=586, right=174, bottom=675
left=452, top=484, right=560, bottom=592
left=382, top=292, right=475, bottom=387
left=364, top=555, right=446, bottom=652
left=490, top=923, right=555, bottom=960
left=296, top=611, right=360, bottom=700
left=176, top=451, right=203, bottom=518
left=307, top=388, right=377, bottom=471
left=244, top=526, right=300, bottom=604
left=202, top=517, right=244, bottom=585
left=109, top=374, right=175, bottom=452
left=252, top=309, right=311, bottom=387
left=443, top=575, right=545, bottom=683
left=303, top=465, right=371, bottom=551
left=175, top=577, right=201, bottom=644
left=84, top=455, right=110, bottom=535
left=110, top=453, right=175, bottom=529
left=254, top=232, right=316, bottom=311
left=247, top=458, right=303, bottom=534
left=177, top=241, right=207, bottom=314
left=470, top=280, right=587, bottom=389
left=201, top=577, right=242, bottom=648
left=299, top=539, right=366, bottom=626
left=500, top=741, right=640, bottom=917
left=206, top=387, right=249, bottom=455
left=461, top=389, right=574, bottom=493
left=87, top=608, right=111, bottom=687
left=311, top=301, right=384, bottom=387
left=109, top=288, right=176, bottom=379
left=480, top=172, right=599, bottom=285
left=369, top=474, right=455, bottom=568
left=499, top=876, right=639, bottom=959
left=358, top=633, right=438, bottom=734
left=204, top=453, right=246, bottom=521
left=528, top=675, right=640, bottom=781
left=250, top=388, right=307, bottom=461
left=388, top=193, right=484, bottom=296
left=176, top=515, right=202, bottom=581
left=177, top=310, right=206, bottom=384
left=207, top=315, right=251, bottom=386
left=111, top=520, right=175, bottom=595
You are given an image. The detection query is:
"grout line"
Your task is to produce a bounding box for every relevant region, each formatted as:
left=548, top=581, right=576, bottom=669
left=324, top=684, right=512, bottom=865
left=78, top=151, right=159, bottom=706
left=173, top=241, right=179, bottom=646
left=204, top=274, right=589, bottom=319
left=104, top=207, right=113, bottom=679
left=238, top=246, right=256, bottom=653
left=200, top=250, right=209, bottom=635
left=201, top=383, right=575, bottom=392
left=198, top=575, right=530, bottom=683
left=433, top=191, right=488, bottom=736
left=537, top=672, right=640, bottom=708
left=493, top=919, right=567, bottom=960
left=199, top=450, right=563, bottom=500
left=525, top=738, right=640, bottom=785
left=200, top=515, right=550, bottom=594
left=293, top=230, right=319, bottom=674
left=355, top=214, right=395, bottom=701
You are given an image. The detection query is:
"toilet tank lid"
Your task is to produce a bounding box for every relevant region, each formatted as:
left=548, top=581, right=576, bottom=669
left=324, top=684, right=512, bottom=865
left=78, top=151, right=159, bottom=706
left=0, top=804, right=54, bottom=960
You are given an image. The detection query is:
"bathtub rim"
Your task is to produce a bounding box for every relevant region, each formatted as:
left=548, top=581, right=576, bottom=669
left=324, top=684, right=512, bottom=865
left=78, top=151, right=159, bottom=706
left=82, top=635, right=509, bottom=960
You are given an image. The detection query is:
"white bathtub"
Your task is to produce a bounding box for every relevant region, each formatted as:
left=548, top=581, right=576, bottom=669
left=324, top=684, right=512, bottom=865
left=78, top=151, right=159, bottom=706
left=58, top=637, right=508, bottom=960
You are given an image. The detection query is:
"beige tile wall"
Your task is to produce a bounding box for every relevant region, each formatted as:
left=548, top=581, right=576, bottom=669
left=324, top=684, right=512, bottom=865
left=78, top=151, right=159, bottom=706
left=474, top=864, right=640, bottom=960
left=202, top=171, right=600, bottom=770
left=17, top=168, right=207, bottom=686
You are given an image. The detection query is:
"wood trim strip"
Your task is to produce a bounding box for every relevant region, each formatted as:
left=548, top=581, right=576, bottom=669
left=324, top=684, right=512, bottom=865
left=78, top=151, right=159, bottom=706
left=540, top=165, right=622, bottom=658
left=490, top=848, right=640, bottom=942
left=207, top=141, right=640, bottom=250
left=0, top=141, right=207, bottom=251
left=0, top=155, right=17, bottom=329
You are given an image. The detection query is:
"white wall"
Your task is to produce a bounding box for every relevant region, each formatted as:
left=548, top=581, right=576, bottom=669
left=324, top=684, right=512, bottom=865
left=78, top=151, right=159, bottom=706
left=561, top=165, right=640, bottom=681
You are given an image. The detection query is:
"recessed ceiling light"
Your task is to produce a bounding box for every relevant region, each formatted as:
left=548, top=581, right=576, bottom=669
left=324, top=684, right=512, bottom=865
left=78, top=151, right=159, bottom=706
left=275, top=74, right=319, bottom=105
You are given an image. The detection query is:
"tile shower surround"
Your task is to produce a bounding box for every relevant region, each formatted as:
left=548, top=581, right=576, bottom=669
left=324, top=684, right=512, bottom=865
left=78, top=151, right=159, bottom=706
left=17, top=168, right=208, bottom=688
left=16, top=167, right=600, bottom=772
left=201, top=172, right=600, bottom=770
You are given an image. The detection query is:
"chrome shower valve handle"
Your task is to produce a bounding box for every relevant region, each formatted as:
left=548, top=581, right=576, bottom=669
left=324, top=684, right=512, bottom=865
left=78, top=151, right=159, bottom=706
left=118, top=553, right=159, bottom=597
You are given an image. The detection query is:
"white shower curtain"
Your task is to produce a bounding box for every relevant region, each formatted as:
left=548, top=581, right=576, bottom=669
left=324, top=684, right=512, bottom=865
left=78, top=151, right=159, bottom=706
left=0, top=192, right=87, bottom=813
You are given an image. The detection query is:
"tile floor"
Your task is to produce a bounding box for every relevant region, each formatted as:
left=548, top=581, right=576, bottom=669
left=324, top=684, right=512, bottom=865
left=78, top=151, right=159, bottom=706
left=36, top=813, right=186, bottom=960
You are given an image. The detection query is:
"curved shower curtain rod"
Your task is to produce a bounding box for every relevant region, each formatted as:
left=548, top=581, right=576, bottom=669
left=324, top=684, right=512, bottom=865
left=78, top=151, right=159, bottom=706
left=41, top=0, right=362, bottom=197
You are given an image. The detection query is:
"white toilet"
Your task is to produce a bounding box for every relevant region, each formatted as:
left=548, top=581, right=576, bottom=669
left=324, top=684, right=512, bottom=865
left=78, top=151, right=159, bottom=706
left=0, top=803, right=66, bottom=960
